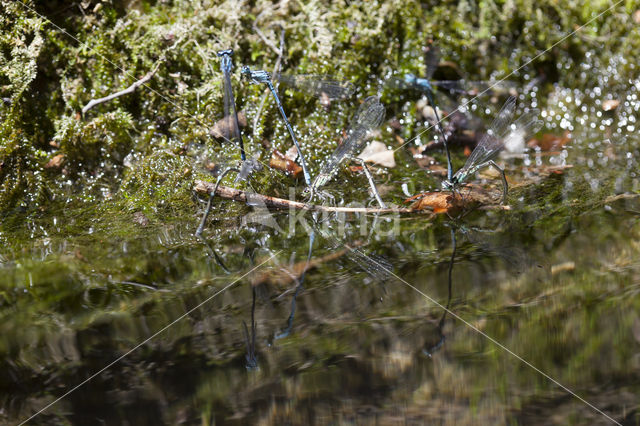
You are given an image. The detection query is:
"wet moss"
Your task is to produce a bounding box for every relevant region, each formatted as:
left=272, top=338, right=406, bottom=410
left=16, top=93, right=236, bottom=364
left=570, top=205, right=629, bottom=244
left=1, top=0, right=637, bottom=225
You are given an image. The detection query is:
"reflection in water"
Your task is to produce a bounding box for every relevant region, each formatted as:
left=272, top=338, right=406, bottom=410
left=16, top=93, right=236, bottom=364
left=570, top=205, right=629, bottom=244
left=423, top=227, right=456, bottom=357
left=243, top=286, right=258, bottom=370
left=274, top=230, right=315, bottom=341
left=197, top=234, right=231, bottom=274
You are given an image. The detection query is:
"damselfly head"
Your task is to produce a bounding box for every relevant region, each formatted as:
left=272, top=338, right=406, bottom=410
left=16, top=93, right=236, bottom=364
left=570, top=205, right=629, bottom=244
left=217, top=49, right=233, bottom=57
left=404, top=74, right=418, bottom=85
left=302, top=185, right=314, bottom=202
left=241, top=66, right=271, bottom=84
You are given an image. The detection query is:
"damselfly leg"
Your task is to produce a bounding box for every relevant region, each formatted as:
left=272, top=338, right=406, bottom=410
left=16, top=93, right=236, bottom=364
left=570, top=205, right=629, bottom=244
left=347, top=156, right=387, bottom=208
left=195, top=166, right=241, bottom=236
left=487, top=160, right=509, bottom=204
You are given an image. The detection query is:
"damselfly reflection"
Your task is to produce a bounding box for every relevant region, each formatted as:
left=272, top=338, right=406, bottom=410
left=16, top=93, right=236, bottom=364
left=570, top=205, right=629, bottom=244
left=274, top=230, right=315, bottom=341
left=243, top=286, right=258, bottom=370
left=423, top=227, right=456, bottom=357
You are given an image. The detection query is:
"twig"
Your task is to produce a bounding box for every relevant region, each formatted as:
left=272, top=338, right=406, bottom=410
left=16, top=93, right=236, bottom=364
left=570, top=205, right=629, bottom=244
left=602, top=192, right=640, bottom=204
left=252, top=12, right=284, bottom=56
left=194, top=180, right=423, bottom=214
left=81, top=60, right=164, bottom=115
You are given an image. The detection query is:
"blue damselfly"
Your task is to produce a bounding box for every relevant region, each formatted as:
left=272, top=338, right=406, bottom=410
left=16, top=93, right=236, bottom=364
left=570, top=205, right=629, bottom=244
left=217, top=49, right=246, bottom=161
left=442, top=96, right=541, bottom=204
left=241, top=67, right=355, bottom=186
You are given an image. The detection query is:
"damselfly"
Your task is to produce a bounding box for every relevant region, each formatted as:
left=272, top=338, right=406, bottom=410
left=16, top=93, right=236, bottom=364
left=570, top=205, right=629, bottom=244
left=387, top=45, right=454, bottom=179
left=241, top=66, right=312, bottom=186
left=305, top=96, right=387, bottom=207
left=241, top=67, right=355, bottom=186
left=441, top=96, right=541, bottom=204
left=217, top=49, right=246, bottom=161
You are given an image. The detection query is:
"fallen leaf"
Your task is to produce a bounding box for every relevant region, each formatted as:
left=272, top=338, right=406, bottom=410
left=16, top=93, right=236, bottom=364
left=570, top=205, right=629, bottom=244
left=602, top=99, right=620, bottom=111
left=45, top=154, right=65, bottom=169
left=408, top=146, right=447, bottom=174
left=319, top=91, right=331, bottom=109
left=388, top=118, right=402, bottom=131
left=527, top=131, right=571, bottom=151
left=357, top=141, right=396, bottom=168
left=210, top=111, right=247, bottom=139
left=269, top=149, right=302, bottom=178
left=285, top=145, right=299, bottom=161
left=406, top=191, right=464, bottom=214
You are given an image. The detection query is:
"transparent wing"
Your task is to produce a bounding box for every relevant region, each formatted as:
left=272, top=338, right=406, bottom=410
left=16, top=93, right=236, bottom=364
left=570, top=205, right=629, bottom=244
left=318, top=96, right=385, bottom=177
left=459, top=96, right=517, bottom=170
left=504, top=109, right=543, bottom=139
left=277, top=74, right=355, bottom=100
left=385, top=76, right=415, bottom=91
left=424, top=45, right=441, bottom=80
left=222, top=70, right=242, bottom=145
left=432, top=80, right=518, bottom=95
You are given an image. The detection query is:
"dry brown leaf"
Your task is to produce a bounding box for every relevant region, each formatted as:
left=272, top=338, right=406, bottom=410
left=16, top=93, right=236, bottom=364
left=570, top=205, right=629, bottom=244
left=269, top=149, right=302, bottom=178
left=527, top=131, right=571, bottom=151
left=409, top=146, right=448, bottom=175
left=45, top=154, right=65, bottom=169
left=210, top=111, right=247, bottom=139
left=284, top=145, right=299, bottom=161
left=406, top=191, right=464, bottom=214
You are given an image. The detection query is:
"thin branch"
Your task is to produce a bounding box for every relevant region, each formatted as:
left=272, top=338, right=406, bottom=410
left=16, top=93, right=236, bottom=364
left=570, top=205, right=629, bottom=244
left=252, top=13, right=284, bottom=56
left=81, top=60, right=164, bottom=115
left=194, top=180, right=424, bottom=214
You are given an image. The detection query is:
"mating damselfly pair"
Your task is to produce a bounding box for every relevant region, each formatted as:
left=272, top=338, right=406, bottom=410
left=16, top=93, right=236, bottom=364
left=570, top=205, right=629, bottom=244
left=197, top=49, right=385, bottom=234
left=197, top=47, right=542, bottom=234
